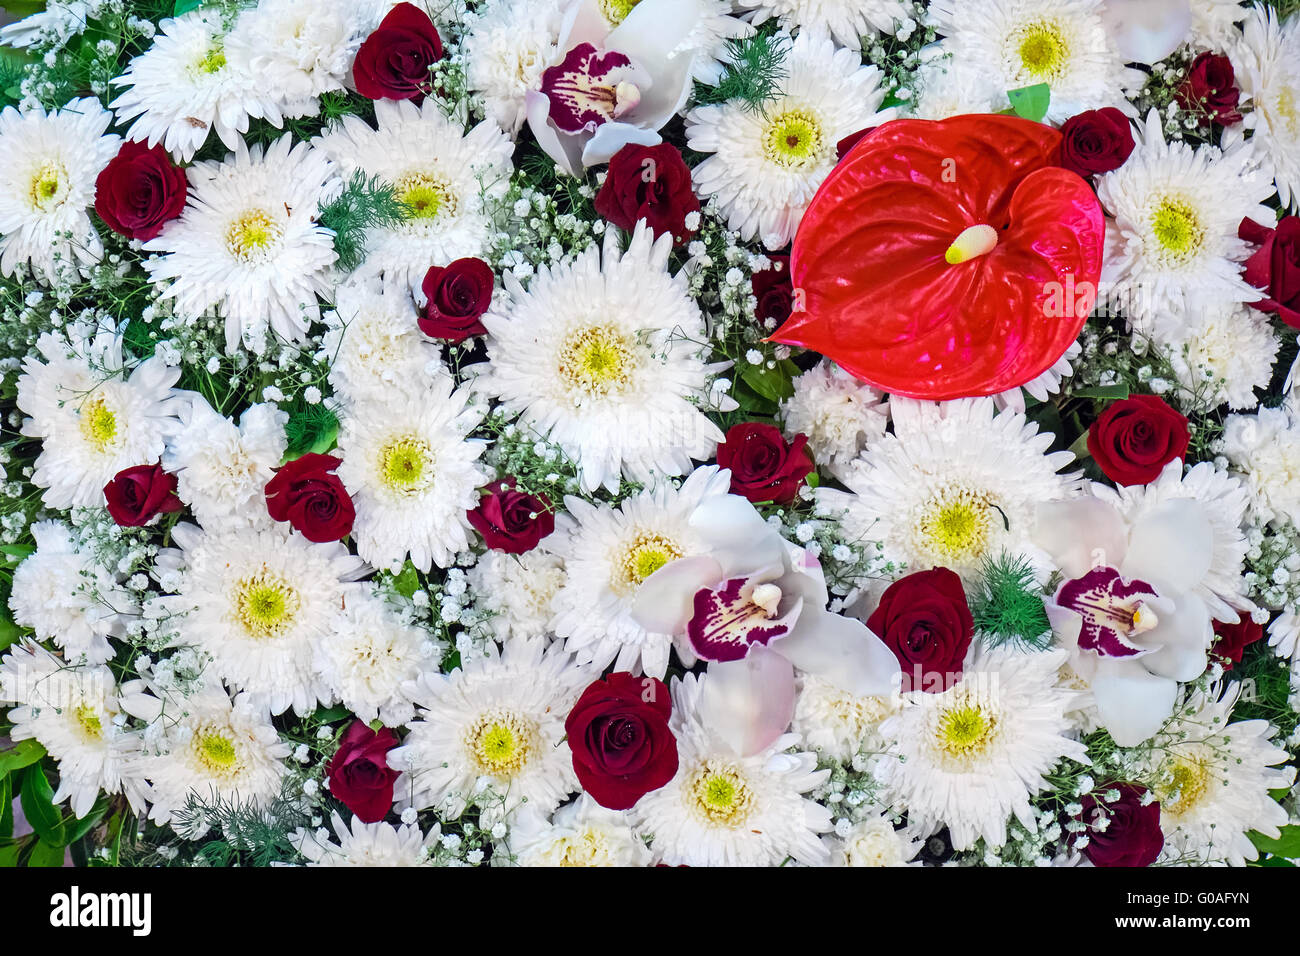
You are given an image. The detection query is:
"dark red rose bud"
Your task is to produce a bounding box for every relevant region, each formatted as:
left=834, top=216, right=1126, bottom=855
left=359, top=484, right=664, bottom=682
left=565, top=672, right=677, bottom=810
left=866, top=568, right=973, bottom=693
left=1211, top=616, right=1264, bottom=671
left=1176, top=52, right=1243, bottom=126
left=752, top=255, right=793, bottom=327
left=326, top=721, right=400, bottom=823
left=352, top=2, right=443, bottom=103
left=716, top=422, right=813, bottom=505
left=265, top=453, right=355, bottom=543
left=466, top=477, right=554, bottom=554
left=1073, top=782, right=1164, bottom=867
left=419, top=257, right=494, bottom=342
left=1240, top=215, right=1300, bottom=329
left=1087, top=394, right=1190, bottom=487
left=594, top=142, right=700, bottom=246
left=836, top=127, right=871, bottom=161
left=1057, top=107, right=1135, bottom=178
left=94, top=140, right=188, bottom=241
left=103, top=463, right=183, bottom=527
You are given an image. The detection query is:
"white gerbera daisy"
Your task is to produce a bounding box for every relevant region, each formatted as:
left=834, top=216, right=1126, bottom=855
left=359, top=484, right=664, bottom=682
left=826, top=813, right=924, bottom=866
left=632, top=673, right=832, bottom=866
left=319, top=277, right=447, bottom=410
left=162, top=398, right=287, bottom=530
left=292, top=811, right=439, bottom=866
left=17, top=323, right=183, bottom=510
left=927, top=0, right=1143, bottom=123
left=1139, top=684, right=1295, bottom=866
left=780, top=359, right=889, bottom=476
left=144, top=690, right=291, bottom=827
left=874, top=646, right=1088, bottom=852
left=463, top=0, right=566, bottom=136
left=110, top=9, right=295, bottom=162
left=993, top=341, right=1082, bottom=415
left=152, top=522, right=366, bottom=717
left=387, top=637, right=592, bottom=821
left=1232, top=4, right=1300, bottom=211
left=313, top=98, right=514, bottom=301
left=792, top=673, right=900, bottom=764
left=818, top=397, right=1077, bottom=584
left=545, top=465, right=733, bottom=677
left=0, top=641, right=150, bottom=818
left=9, top=521, right=138, bottom=665
left=335, top=383, right=488, bottom=573
left=467, top=550, right=567, bottom=643
left=508, top=795, right=652, bottom=866
left=1167, top=302, right=1279, bottom=412
left=142, top=135, right=340, bottom=354
left=1096, top=109, right=1277, bottom=341
left=0, top=97, right=118, bottom=282
left=317, top=592, right=442, bottom=727
left=736, top=0, right=909, bottom=50
left=479, top=223, right=726, bottom=494
left=686, top=31, right=892, bottom=249
left=1218, top=406, right=1300, bottom=528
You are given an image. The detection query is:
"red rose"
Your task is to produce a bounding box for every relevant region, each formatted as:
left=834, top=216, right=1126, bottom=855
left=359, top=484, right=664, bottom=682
left=1176, top=52, right=1243, bottom=126
left=716, top=422, right=813, bottom=505
left=565, top=673, right=678, bottom=810
left=1240, top=215, right=1300, bottom=329
left=594, top=143, right=700, bottom=246
left=1087, top=394, right=1190, bottom=487
left=1211, top=617, right=1264, bottom=671
left=103, top=464, right=183, bottom=527
left=866, top=568, right=973, bottom=693
left=752, top=255, right=793, bottom=327
left=352, top=2, right=443, bottom=102
left=265, top=453, right=355, bottom=543
left=94, top=140, right=187, bottom=241
left=326, top=721, right=400, bottom=823
left=418, top=257, right=494, bottom=342
left=1057, top=108, right=1135, bottom=178
left=1073, top=783, right=1163, bottom=867
left=466, top=477, right=554, bottom=553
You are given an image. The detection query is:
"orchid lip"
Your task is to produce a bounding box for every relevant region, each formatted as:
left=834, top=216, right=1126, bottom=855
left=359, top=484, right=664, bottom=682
left=1055, top=565, right=1164, bottom=659
left=687, top=566, right=802, bottom=663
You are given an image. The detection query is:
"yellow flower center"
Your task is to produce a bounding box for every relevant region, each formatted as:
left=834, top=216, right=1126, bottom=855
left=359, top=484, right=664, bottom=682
left=78, top=395, right=119, bottom=451
left=197, top=46, right=227, bottom=74
left=233, top=572, right=301, bottom=640
left=557, top=325, right=636, bottom=398
left=74, top=703, right=103, bottom=740
left=598, top=0, right=642, bottom=25
left=613, top=532, right=684, bottom=594
left=1014, top=20, right=1069, bottom=80
left=688, top=762, right=754, bottom=827
left=396, top=172, right=456, bottom=221
left=1149, top=196, right=1205, bottom=264
left=466, top=709, right=535, bottom=777
left=936, top=701, right=996, bottom=759
left=1275, top=86, right=1297, bottom=136
left=917, top=488, right=994, bottom=565
left=762, top=108, right=825, bottom=170
left=29, top=161, right=68, bottom=212
left=378, top=435, right=434, bottom=493
left=225, top=209, right=283, bottom=262
left=194, top=729, right=240, bottom=775
left=1159, top=756, right=1212, bottom=816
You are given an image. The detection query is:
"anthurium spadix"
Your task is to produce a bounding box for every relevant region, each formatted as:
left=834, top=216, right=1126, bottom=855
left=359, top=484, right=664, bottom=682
left=631, top=492, right=901, bottom=757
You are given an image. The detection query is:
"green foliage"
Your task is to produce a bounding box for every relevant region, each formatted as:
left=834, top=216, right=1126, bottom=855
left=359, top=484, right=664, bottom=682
left=19, top=764, right=66, bottom=845
left=160, top=786, right=312, bottom=867
left=317, top=171, right=409, bottom=273
left=0, top=739, right=46, bottom=777
left=694, top=31, right=788, bottom=111
left=1250, top=825, right=1300, bottom=860
left=1007, top=83, right=1051, bottom=123
left=970, top=551, right=1052, bottom=649
left=283, top=401, right=340, bottom=460
left=1228, top=640, right=1299, bottom=740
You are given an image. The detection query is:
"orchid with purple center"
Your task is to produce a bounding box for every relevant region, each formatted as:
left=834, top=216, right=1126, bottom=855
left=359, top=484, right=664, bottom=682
left=1055, top=565, right=1170, bottom=659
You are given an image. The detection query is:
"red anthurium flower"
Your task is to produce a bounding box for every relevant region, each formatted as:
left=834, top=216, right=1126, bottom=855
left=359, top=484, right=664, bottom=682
left=771, top=114, right=1105, bottom=400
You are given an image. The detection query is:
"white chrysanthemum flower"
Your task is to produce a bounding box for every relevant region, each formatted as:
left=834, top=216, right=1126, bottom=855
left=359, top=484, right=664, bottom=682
left=162, top=398, right=287, bottom=530
left=818, top=397, right=1077, bottom=583
left=993, top=341, right=1082, bottom=414
left=292, top=811, right=439, bottom=866
left=736, top=0, right=909, bottom=49
left=0, top=97, right=118, bottom=282
left=110, top=9, right=296, bottom=162
left=927, top=0, right=1142, bottom=123
left=1167, top=302, right=1279, bottom=412
left=508, top=795, right=652, bottom=867
left=545, top=466, right=733, bottom=677
left=905, top=53, right=1007, bottom=119
left=319, top=278, right=447, bottom=409
left=142, top=135, right=340, bottom=354
left=826, top=813, right=924, bottom=867
left=792, top=673, right=900, bottom=763
left=874, top=646, right=1088, bottom=852
left=463, top=0, right=566, bottom=136
left=152, top=522, right=366, bottom=717
left=687, top=31, right=892, bottom=249
left=467, top=550, right=566, bottom=643
left=1268, top=609, right=1300, bottom=659
left=1189, top=0, right=1249, bottom=51
left=144, top=690, right=291, bottom=827
left=1096, top=110, right=1277, bottom=342
left=8, top=521, right=138, bottom=665
left=17, top=324, right=182, bottom=510
left=479, top=223, right=726, bottom=493
left=317, top=592, right=442, bottom=727
left=1139, top=684, right=1295, bottom=866
left=1218, top=406, right=1300, bottom=528
left=313, top=98, right=513, bottom=301
left=335, top=383, right=488, bottom=573
left=632, top=673, right=831, bottom=866
left=780, top=359, right=889, bottom=475
left=1231, top=4, right=1300, bottom=211
left=0, top=641, right=150, bottom=817
left=0, top=1, right=106, bottom=49
left=387, top=637, right=592, bottom=821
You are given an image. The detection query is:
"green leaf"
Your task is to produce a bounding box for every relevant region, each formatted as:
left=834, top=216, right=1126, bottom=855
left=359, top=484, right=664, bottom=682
left=312, top=705, right=351, bottom=724
left=740, top=358, right=797, bottom=404
left=0, top=774, right=11, bottom=839
left=1249, top=825, right=1300, bottom=859
left=1071, top=384, right=1131, bottom=400
left=1007, top=83, right=1051, bottom=123
left=0, top=612, right=19, bottom=654
left=804, top=471, right=820, bottom=489
left=391, top=561, right=420, bottom=599
left=1067, top=430, right=1091, bottom=462
left=0, top=739, right=46, bottom=778
left=67, top=794, right=109, bottom=843
left=0, top=544, right=33, bottom=563
left=1, top=2, right=49, bottom=18
left=173, top=0, right=205, bottom=15
left=26, top=837, right=65, bottom=867
left=20, top=764, right=66, bottom=846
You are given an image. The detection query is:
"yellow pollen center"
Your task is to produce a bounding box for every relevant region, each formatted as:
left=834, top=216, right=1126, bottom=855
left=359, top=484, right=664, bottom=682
left=598, top=0, right=642, bottom=25
left=937, top=701, right=995, bottom=758
left=557, top=325, right=635, bottom=398
left=688, top=762, right=754, bottom=826
left=74, top=704, right=103, bottom=740
left=197, top=47, right=227, bottom=74
left=614, top=532, right=684, bottom=593
left=233, top=572, right=300, bottom=640
left=467, top=710, right=535, bottom=776
left=1275, top=86, right=1297, bottom=134
left=396, top=172, right=455, bottom=221
left=1015, top=21, right=1069, bottom=79
left=225, top=209, right=282, bottom=262
left=79, top=395, right=119, bottom=450
left=195, top=730, right=239, bottom=774
left=762, top=109, right=825, bottom=170
left=1159, top=757, right=1211, bottom=816
left=918, top=489, right=994, bottom=564
left=378, top=435, right=434, bottom=492
left=29, top=162, right=67, bottom=211
left=1149, top=197, right=1205, bottom=264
